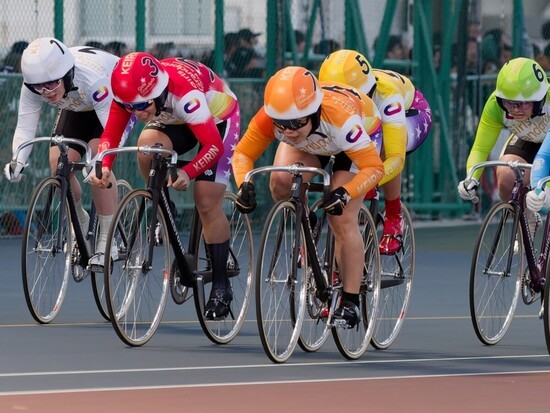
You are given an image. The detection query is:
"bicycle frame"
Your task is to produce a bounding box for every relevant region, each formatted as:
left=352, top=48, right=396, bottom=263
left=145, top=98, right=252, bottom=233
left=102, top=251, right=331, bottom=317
left=243, top=164, right=332, bottom=300
left=13, top=136, right=95, bottom=264
left=467, top=160, right=548, bottom=293
left=97, top=145, right=241, bottom=310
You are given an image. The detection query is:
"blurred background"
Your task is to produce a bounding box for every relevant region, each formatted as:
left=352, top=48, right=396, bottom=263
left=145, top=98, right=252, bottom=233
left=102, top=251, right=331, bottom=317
left=0, top=0, right=549, bottom=234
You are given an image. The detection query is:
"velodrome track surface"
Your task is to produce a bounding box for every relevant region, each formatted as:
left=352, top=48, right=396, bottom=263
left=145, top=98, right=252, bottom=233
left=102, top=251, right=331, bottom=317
left=1, top=222, right=549, bottom=412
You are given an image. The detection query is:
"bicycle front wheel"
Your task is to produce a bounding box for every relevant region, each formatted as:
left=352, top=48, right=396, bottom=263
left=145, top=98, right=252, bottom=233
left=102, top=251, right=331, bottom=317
left=543, top=259, right=550, bottom=354
left=297, top=200, right=331, bottom=353
left=469, top=201, right=522, bottom=345
left=104, top=189, right=170, bottom=346
left=22, top=178, right=72, bottom=324
left=194, top=192, right=254, bottom=344
left=332, top=206, right=381, bottom=360
left=91, top=179, right=133, bottom=322
left=371, top=203, right=415, bottom=349
left=256, top=200, right=307, bottom=363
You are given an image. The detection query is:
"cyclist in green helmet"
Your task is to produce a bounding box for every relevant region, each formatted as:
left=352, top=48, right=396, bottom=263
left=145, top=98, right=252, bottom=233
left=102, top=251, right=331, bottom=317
left=458, top=57, right=550, bottom=235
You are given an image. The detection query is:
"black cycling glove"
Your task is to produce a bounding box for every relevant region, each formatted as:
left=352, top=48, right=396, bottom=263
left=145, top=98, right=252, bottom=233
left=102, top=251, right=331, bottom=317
left=236, top=182, right=257, bottom=214
left=321, top=187, right=351, bottom=216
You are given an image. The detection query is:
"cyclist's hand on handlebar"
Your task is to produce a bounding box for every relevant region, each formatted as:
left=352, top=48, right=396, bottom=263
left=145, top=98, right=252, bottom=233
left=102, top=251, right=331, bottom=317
left=89, top=166, right=111, bottom=188
left=4, top=161, right=25, bottom=183
left=457, top=178, right=479, bottom=202
left=236, top=183, right=256, bottom=214
left=321, top=187, right=351, bottom=216
left=168, top=168, right=190, bottom=191
left=526, top=189, right=550, bottom=212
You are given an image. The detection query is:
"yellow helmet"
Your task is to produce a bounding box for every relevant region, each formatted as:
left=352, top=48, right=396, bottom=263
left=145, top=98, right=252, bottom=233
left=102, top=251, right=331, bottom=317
left=319, top=49, right=376, bottom=95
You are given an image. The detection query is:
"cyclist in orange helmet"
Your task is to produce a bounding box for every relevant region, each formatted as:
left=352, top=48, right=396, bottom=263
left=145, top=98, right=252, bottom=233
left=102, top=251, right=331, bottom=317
left=232, top=66, right=384, bottom=328
left=319, top=49, right=432, bottom=255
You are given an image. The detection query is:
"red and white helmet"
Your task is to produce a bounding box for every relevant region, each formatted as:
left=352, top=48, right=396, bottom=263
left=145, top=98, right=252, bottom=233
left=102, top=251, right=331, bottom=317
left=111, top=52, right=169, bottom=104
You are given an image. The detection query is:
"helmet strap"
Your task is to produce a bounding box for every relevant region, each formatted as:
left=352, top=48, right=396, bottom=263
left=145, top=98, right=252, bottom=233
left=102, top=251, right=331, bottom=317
left=153, top=87, right=169, bottom=116
left=308, top=106, right=322, bottom=134
left=62, top=66, right=75, bottom=98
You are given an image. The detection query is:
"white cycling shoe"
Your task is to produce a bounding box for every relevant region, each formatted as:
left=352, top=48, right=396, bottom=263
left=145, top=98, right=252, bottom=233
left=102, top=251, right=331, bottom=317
left=89, top=239, right=118, bottom=271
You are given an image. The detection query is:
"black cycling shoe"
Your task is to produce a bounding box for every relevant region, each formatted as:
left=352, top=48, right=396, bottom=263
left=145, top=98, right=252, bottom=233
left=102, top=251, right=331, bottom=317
left=204, top=288, right=234, bottom=320
left=333, top=301, right=360, bottom=329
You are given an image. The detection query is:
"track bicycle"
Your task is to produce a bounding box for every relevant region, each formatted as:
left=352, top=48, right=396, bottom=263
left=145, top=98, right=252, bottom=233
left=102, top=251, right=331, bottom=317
left=13, top=136, right=129, bottom=323
left=96, top=145, right=254, bottom=347
left=465, top=160, right=548, bottom=345
left=366, top=187, right=415, bottom=349
left=243, top=164, right=381, bottom=363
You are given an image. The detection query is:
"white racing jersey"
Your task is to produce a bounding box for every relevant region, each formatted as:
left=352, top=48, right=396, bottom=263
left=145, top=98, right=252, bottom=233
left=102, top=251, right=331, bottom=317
left=12, top=46, right=129, bottom=163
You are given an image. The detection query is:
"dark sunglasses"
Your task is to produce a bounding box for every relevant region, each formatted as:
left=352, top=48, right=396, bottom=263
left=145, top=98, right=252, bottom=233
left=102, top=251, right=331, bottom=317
left=27, top=79, right=62, bottom=94
left=116, top=100, right=154, bottom=112
left=273, top=117, right=309, bottom=131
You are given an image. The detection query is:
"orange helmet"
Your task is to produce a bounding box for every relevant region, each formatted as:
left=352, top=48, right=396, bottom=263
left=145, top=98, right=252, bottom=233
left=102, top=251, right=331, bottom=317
left=319, top=49, right=376, bottom=96
left=264, top=66, right=323, bottom=120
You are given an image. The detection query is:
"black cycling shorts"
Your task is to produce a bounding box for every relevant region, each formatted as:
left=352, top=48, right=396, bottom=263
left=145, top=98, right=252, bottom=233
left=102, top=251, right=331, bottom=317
left=52, top=109, right=103, bottom=157
left=503, top=135, right=541, bottom=164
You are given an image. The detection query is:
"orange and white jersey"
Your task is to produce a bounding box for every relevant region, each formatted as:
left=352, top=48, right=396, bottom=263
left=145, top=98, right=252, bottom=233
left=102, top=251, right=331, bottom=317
left=233, top=81, right=384, bottom=198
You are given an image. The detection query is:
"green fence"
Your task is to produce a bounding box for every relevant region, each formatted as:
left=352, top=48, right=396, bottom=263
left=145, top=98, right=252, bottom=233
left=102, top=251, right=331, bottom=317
left=0, top=0, right=549, bottom=235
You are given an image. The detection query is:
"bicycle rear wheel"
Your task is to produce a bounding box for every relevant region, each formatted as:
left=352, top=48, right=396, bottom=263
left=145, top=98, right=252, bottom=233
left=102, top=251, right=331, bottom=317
left=543, top=260, right=550, bottom=354
left=22, top=178, right=72, bottom=324
left=371, top=203, right=415, bottom=349
left=332, top=206, right=381, bottom=359
left=469, top=201, right=522, bottom=345
left=297, top=200, right=331, bottom=352
left=256, top=200, right=307, bottom=363
left=104, top=189, right=170, bottom=346
left=194, top=192, right=254, bottom=344
left=91, top=179, right=133, bottom=321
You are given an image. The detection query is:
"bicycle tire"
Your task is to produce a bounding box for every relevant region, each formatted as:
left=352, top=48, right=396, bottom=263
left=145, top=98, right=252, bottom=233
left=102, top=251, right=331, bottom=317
left=104, top=189, right=170, bottom=346
left=21, top=178, right=72, bottom=324
left=194, top=192, right=254, bottom=344
left=469, top=201, right=522, bottom=345
left=256, top=200, right=307, bottom=363
left=297, top=198, right=331, bottom=352
left=542, top=258, right=550, bottom=354
left=91, top=179, right=133, bottom=322
left=371, top=203, right=415, bottom=349
left=332, top=205, right=381, bottom=360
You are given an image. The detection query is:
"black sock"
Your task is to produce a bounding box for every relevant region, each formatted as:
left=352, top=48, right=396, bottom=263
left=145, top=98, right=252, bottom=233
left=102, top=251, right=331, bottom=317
left=205, top=240, right=230, bottom=291
left=342, top=291, right=359, bottom=307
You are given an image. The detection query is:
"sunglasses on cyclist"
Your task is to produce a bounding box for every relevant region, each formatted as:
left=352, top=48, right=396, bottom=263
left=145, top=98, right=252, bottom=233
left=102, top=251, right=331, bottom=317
left=116, top=100, right=154, bottom=112
left=27, top=79, right=63, bottom=94
left=501, top=99, right=534, bottom=110
left=272, top=117, right=309, bottom=131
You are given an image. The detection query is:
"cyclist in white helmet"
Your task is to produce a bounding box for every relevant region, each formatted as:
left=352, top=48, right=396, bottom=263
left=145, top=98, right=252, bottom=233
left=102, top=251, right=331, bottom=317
left=458, top=57, right=550, bottom=236
left=4, top=37, right=133, bottom=268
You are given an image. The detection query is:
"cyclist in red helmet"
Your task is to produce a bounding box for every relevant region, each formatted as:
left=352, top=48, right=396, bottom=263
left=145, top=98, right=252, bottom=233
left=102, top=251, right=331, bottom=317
left=91, top=52, right=241, bottom=320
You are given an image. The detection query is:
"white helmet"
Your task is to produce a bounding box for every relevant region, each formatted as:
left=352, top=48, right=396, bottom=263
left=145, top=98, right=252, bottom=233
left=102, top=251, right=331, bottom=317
left=21, top=37, right=74, bottom=84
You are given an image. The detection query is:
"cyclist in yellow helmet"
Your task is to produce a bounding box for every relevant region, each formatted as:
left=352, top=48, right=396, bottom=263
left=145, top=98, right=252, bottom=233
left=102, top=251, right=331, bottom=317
left=319, top=49, right=432, bottom=254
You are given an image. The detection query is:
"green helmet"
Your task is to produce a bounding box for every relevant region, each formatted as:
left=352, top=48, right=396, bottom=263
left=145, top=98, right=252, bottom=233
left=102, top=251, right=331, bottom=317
left=495, top=57, right=548, bottom=102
